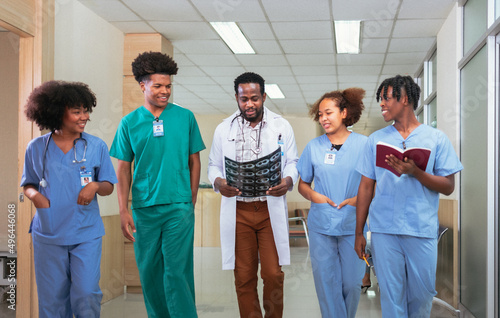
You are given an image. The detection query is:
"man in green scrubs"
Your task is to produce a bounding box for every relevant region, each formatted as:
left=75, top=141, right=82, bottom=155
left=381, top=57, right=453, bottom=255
left=111, top=51, right=205, bottom=318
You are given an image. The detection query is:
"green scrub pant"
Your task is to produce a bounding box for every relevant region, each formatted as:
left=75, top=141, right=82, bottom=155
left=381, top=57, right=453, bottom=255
left=132, top=202, right=197, bottom=318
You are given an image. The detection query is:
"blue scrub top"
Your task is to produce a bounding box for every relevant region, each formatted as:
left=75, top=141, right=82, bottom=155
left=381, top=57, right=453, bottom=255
left=21, top=132, right=118, bottom=245
left=110, top=104, right=206, bottom=209
left=357, top=124, right=463, bottom=238
left=297, top=132, right=367, bottom=235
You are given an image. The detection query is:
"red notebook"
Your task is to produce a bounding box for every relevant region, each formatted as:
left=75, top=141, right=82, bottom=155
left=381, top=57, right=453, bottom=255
left=376, top=141, right=431, bottom=177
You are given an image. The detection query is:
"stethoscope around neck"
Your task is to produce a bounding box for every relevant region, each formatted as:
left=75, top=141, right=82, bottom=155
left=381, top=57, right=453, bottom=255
left=229, top=112, right=264, bottom=154
left=39, top=133, right=88, bottom=188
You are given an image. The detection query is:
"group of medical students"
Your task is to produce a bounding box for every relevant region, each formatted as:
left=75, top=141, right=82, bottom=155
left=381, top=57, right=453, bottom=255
left=20, top=49, right=462, bottom=318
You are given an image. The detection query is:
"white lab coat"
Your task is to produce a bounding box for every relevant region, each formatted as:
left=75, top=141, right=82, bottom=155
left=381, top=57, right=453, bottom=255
left=208, top=108, right=299, bottom=270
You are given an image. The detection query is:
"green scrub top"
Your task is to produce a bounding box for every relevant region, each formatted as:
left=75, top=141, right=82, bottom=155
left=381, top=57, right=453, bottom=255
left=110, top=104, right=205, bottom=209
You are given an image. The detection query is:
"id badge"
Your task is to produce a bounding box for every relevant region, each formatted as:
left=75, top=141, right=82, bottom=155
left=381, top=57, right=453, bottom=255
left=153, top=120, right=164, bottom=137
left=324, top=152, right=336, bottom=165
left=278, top=134, right=284, bottom=156
left=80, top=167, right=92, bottom=187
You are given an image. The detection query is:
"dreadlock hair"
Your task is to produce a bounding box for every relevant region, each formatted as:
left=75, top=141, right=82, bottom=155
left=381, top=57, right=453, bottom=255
left=24, top=80, right=96, bottom=132
left=309, top=88, right=365, bottom=127
left=234, top=72, right=265, bottom=96
left=131, top=51, right=178, bottom=83
left=376, top=75, right=421, bottom=110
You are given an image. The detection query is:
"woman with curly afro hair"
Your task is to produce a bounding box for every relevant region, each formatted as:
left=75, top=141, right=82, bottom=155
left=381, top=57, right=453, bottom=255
left=20, top=80, right=117, bottom=318
left=296, top=88, right=368, bottom=318
left=355, top=75, right=463, bottom=317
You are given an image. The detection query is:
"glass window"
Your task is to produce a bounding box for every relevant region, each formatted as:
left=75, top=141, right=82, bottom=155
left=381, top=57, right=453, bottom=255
left=463, top=0, right=488, bottom=54
left=416, top=70, right=424, bottom=108
left=497, top=0, right=500, bottom=20
left=460, top=45, right=488, bottom=318
left=427, top=98, right=437, bottom=128
left=428, top=52, right=437, bottom=97
left=416, top=107, right=424, bottom=124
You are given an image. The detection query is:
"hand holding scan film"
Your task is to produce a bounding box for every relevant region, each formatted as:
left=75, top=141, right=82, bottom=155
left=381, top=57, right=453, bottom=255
left=225, top=147, right=282, bottom=197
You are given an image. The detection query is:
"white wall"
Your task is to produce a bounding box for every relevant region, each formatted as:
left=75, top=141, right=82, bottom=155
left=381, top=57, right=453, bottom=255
left=54, top=0, right=124, bottom=216
left=436, top=4, right=460, bottom=200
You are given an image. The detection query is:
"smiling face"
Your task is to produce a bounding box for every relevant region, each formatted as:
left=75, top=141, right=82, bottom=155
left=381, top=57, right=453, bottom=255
left=236, top=83, right=266, bottom=126
left=379, top=86, right=407, bottom=122
left=140, top=73, right=172, bottom=110
left=60, top=105, right=89, bottom=135
left=318, top=98, right=347, bottom=135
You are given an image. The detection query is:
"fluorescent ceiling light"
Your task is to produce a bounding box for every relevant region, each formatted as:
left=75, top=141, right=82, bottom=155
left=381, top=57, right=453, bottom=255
left=334, top=20, right=361, bottom=54
left=265, top=84, right=285, bottom=99
left=210, top=22, right=255, bottom=54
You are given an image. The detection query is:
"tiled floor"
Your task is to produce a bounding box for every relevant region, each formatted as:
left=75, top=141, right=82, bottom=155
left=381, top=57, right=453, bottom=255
left=0, top=244, right=458, bottom=318
left=101, top=245, right=459, bottom=318
left=101, top=246, right=382, bottom=318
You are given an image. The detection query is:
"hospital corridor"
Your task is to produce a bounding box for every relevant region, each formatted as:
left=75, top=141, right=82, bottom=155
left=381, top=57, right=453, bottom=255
left=1, top=0, right=499, bottom=317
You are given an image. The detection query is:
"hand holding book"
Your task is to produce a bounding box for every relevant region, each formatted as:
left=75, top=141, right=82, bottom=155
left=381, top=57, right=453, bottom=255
left=376, top=141, right=431, bottom=177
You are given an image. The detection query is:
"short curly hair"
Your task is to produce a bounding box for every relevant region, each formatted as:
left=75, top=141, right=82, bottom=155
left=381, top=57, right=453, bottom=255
left=309, top=88, right=365, bottom=126
left=234, top=72, right=265, bottom=96
left=24, top=80, right=96, bottom=131
left=131, top=51, right=178, bottom=83
left=376, top=75, right=421, bottom=110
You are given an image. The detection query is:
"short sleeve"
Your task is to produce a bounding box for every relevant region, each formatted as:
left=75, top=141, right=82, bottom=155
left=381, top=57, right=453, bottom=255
left=95, top=141, right=118, bottom=184
left=20, top=141, right=39, bottom=188
left=110, top=118, right=134, bottom=162
left=297, top=142, right=314, bottom=183
left=356, top=136, right=376, bottom=180
left=433, top=132, right=463, bottom=177
left=188, top=113, right=206, bottom=155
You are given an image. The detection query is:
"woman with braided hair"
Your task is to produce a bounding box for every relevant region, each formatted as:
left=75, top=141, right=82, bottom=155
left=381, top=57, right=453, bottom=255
left=354, top=75, right=463, bottom=317
left=297, top=88, right=367, bottom=317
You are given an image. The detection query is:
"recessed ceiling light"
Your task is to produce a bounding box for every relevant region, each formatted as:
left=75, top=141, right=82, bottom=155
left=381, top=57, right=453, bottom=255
left=334, top=20, right=361, bottom=54
left=265, top=84, right=285, bottom=99
left=210, top=22, right=255, bottom=54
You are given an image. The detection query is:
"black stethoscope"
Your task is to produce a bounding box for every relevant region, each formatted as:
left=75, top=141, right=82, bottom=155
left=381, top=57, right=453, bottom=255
left=39, top=133, right=88, bottom=188
left=229, top=112, right=264, bottom=154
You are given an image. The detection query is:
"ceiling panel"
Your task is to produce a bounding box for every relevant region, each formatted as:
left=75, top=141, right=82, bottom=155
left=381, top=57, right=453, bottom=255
left=235, top=54, right=289, bottom=66
left=388, top=37, right=436, bottom=53
left=363, top=20, right=394, bottom=38
left=271, top=21, right=332, bottom=40
left=78, top=0, right=140, bottom=21
left=392, top=19, right=446, bottom=38
left=279, top=39, right=334, bottom=54
left=110, top=21, right=155, bottom=33
left=149, top=22, right=217, bottom=40
left=185, top=54, right=240, bottom=66
left=285, top=54, right=335, bottom=66
left=74, top=0, right=454, bottom=135
left=261, top=0, right=331, bottom=22
left=331, top=0, right=398, bottom=20
left=190, top=0, right=266, bottom=22
left=399, top=0, right=455, bottom=19
left=122, top=0, right=202, bottom=21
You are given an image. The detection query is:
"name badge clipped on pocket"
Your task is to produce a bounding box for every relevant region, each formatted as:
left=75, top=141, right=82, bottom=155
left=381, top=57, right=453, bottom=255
left=153, top=120, right=164, bottom=137
left=80, top=166, right=92, bottom=188
left=324, top=152, right=336, bottom=165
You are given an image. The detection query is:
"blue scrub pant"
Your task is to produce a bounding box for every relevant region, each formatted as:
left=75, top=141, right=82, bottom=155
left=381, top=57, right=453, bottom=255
left=33, top=237, right=102, bottom=318
left=133, top=203, right=197, bottom=318
left=309, top=232, right=365, bottom=318
left=371, top=233, right=437, bottom=318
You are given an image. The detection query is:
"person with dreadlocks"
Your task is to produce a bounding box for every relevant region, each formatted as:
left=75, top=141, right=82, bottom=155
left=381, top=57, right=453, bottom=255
left=354, top=75, right=462, bottom=317
left=110, top=51, right=205, bottom=317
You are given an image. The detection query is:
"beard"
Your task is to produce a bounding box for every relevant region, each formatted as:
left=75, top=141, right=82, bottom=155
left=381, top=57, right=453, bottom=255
left=239, top=105, right=264, bottom=123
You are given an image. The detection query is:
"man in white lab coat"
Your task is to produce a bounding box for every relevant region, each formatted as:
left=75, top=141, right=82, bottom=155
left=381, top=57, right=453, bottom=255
left=208, top=72, right=298, bottom=318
